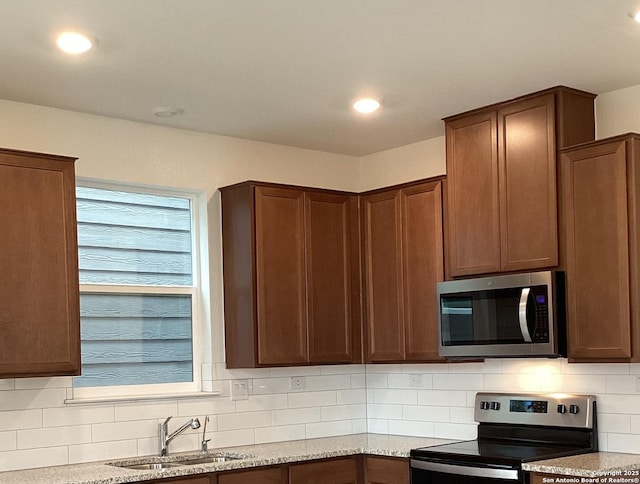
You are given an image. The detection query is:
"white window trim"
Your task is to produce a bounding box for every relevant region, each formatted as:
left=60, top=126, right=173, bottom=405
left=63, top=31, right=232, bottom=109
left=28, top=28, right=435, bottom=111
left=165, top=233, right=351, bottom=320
left=69, top=178, right=215, bottom=402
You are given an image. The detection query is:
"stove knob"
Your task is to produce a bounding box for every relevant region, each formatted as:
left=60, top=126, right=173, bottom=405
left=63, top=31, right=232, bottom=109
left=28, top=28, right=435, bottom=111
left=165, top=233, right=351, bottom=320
left=569, top=405, right=580, bottom=415
left=557, top=404, right=567, bottom=414
left=490, top=401, right=501, bottom=411
left=480, top=401, right=490, bottom=410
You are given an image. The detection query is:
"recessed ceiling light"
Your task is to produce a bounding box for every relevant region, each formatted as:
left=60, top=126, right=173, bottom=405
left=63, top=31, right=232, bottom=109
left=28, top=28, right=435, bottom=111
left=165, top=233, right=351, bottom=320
left=56, top=31, right=94, bottom=54
left=353, top=98, right=381, bottom=114
left=153, top=106, right=185, bottom=118
left=629, top=11, right=640, bottom=22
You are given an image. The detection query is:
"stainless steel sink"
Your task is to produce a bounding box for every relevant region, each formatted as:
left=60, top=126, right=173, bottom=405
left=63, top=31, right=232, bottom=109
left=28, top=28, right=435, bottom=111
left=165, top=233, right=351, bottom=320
left=118, top=462, right=185, bottom=471
left=110, top=453, right=250, bottom=471
left=178, top=455, right=244, bottom=465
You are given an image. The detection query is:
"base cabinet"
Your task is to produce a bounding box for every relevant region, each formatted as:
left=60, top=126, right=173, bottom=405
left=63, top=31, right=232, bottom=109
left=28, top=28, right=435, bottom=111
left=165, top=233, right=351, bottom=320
left=289, top=456, right=361, bottom=484
left=561, top=134, right=640, bottom=361
left=218, top=466, right=286, bottom=484
left=362, top=178, right=445, bottom=363
left=364, top=456, right=409, bottom=484
left=0, top=148, right=81, bottom=378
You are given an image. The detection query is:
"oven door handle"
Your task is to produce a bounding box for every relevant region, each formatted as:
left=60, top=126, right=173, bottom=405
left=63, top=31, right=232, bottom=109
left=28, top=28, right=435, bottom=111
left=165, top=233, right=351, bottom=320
left=519, top=287, right=533, bottom=343
left=410, top=459, right=519, bottom=480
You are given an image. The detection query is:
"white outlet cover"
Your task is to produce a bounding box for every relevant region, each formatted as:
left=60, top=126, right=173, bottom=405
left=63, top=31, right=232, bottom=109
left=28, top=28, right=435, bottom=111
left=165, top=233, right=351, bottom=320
left=291, top=376, right=306, bottom=391
left=231, top=379, right=249, bottom=400
left=409, top=374, right=423, bottom=387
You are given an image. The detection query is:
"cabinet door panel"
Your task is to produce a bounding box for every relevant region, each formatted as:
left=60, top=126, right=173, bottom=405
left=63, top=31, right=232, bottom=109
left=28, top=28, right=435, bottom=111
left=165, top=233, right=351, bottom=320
left=563, top=140, right=632, bottom=359
left=363, top=190, right=405, bottom=361
left=255, top=186, right=307, bottom=365
left=0, top=152, right=80, bottom=377
left=365, top=456, right=409, bottom=484
left=402, top=182, right=445, bottom=361
left=219, top=466, right=285, bottom=484
left=289, top=457, right=358, bottom=484
left=445, top=111, right=500, bottom=276
left=499, top=94, right=558, bottom=271
left=306, top=192, right=358, bottom=363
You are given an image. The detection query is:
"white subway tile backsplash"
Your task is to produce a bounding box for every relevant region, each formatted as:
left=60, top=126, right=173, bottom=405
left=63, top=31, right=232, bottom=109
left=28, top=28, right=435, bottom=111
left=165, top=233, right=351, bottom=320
left=306, top=420, right=352, bottom=439
left=17, top=425, right=92, bottom=449
left=272, top=407, right=321, bottom=426
left=178, top=396, right=236, bottom=416
left=337, top=389, right=366, bottom=405
left=305, top=375, right=351, bottom=392
left=373, top=389, right=417, bottom=405
left=0, top=447, right=68, bottom=471
left=434, top=422, right=477, bottom=440
left=91, top=420, right=158, bottom=442
left=321, top=404, right=366, bottom=422
left=0, top=409, right=42, bottom=430
left=367, top=419, right=389, bottom=434
left=606, top=375, right=639, bottom=394
left=210, top=429, right=255, bottom=448
left=599, top=413, right=631, bottom=434
left=235, top=394, right=288, bottom=412
left=3, top=359, right=640, bottom=473
left=433, top=374, right=483, bottom=391
left=14, top=377, right=73, bottom=390
left=0, top=431, right=16, bottom=451
left=0, top=388, right=66, bottom=411
left=0, top=380, right=15, bottom=391
left=43, top=405, right=113, bottom=427
left=217, top=411, right=271, bottom=431
left=402, top=405, right=449, bottom=422
left=288, top=391, right=336, bottom=408
left=417, top=390, right=466, bottom=407
left=388, top=420, right=434, bottom=437
left=114, top=401, right=178, bottom=422
left=255, top=424, right=305, bottom=444
left=252, top=378, right=291, bottom=395
left=69, top=440, right=138, bottom=464
left=606, top=433, right=640, bottom=454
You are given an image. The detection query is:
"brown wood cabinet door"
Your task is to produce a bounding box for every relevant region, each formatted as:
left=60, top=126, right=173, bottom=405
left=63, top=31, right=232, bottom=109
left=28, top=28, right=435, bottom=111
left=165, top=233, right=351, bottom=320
left=306, top=192, right=359, bottom=363
left=364, top=456, right=409, bottom=484
left=363, top=190, right=405, bottom=362
left=498, top=93, right=558, bottom=272
left=255, top=186, right=308, bottom=365
left=0, top=150, right=80, bottom=378
left=562, top=138, right=633, bottom=360
left=150, top=477, right=212, bottom=484
left=218, top=466, right=285, bottom=484
left=289, top=457, right=359, bottom=484
left=402, top=182, right=445, bottom=361
left=445, top=111, right=501, bottom=277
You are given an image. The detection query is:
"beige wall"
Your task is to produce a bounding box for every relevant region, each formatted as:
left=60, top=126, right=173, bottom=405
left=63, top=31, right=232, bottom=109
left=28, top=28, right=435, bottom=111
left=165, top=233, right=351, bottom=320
left=596, top=83, right=640, bottom=139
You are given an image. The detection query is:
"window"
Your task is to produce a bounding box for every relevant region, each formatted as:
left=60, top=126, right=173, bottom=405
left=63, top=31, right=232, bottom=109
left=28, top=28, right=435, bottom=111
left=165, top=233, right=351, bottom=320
left=73, top=182, right=205, bottom=398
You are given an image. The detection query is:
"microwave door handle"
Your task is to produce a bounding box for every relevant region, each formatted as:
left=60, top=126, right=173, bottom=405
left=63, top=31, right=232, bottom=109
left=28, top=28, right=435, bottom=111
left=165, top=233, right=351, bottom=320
left=519, top=288, right=533, bottom=343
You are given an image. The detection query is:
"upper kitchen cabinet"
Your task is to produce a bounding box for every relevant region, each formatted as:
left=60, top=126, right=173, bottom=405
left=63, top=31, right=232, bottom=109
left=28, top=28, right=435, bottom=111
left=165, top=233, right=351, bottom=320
left=561, top=134, right=640, bottom=362
left=0, top=148, right=81, bottom=378
left=443, top=86, right=596, bottom=278
left=362, top=178, right=445, bottom=363
left=221, top=181, right=361, bottom=368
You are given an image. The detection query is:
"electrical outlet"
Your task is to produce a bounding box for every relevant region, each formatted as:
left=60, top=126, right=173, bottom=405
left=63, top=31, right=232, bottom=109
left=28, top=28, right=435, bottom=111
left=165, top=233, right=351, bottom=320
left=291, top=376, right=306, bottom=391
left=409, top=374, right=423, bottom=387
left=231, top=379, right=249, bottom=400
left=636, top=376, right=640, bottom=393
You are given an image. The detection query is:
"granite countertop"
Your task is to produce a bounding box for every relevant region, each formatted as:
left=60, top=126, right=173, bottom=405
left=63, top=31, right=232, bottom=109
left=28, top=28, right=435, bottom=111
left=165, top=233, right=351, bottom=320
left=523, top=452, right=640, bottom=478
left=0, top=433, right=452, bottom=484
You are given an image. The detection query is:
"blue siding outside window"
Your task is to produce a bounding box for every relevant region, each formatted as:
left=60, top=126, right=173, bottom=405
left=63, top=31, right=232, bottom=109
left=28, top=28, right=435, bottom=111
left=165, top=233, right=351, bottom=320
left=74, top=186, right=195, bottom=388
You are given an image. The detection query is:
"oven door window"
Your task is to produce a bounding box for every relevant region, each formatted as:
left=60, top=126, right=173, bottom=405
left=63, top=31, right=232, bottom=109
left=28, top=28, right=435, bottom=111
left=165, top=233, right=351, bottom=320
left=440, top=286, right=548, bottom=347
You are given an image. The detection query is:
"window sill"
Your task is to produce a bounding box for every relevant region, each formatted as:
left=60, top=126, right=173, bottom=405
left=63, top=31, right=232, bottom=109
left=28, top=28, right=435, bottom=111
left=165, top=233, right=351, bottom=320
left=64, top=391, right=222, bottom=405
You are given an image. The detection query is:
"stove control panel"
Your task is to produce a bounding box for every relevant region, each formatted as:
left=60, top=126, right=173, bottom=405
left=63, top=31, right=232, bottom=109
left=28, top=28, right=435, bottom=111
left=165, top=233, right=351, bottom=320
left=474, top=392, right=595, bottom=428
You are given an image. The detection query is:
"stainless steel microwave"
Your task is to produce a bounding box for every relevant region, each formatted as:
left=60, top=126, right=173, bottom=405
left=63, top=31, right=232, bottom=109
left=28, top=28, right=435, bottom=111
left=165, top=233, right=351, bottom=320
left=437, top=271, right=566, bottom=358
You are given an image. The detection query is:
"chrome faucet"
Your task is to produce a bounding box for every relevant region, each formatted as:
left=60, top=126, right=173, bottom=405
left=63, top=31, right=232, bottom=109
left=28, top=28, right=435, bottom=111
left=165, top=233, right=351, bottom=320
left=160, top=416, right=201, bottom=456
left=201, top=415, right=211, bottom=452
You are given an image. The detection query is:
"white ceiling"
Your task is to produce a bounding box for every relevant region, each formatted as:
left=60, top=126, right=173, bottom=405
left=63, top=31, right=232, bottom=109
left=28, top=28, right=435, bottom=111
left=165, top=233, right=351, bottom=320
left=2, top=0, right=640, bottom=156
